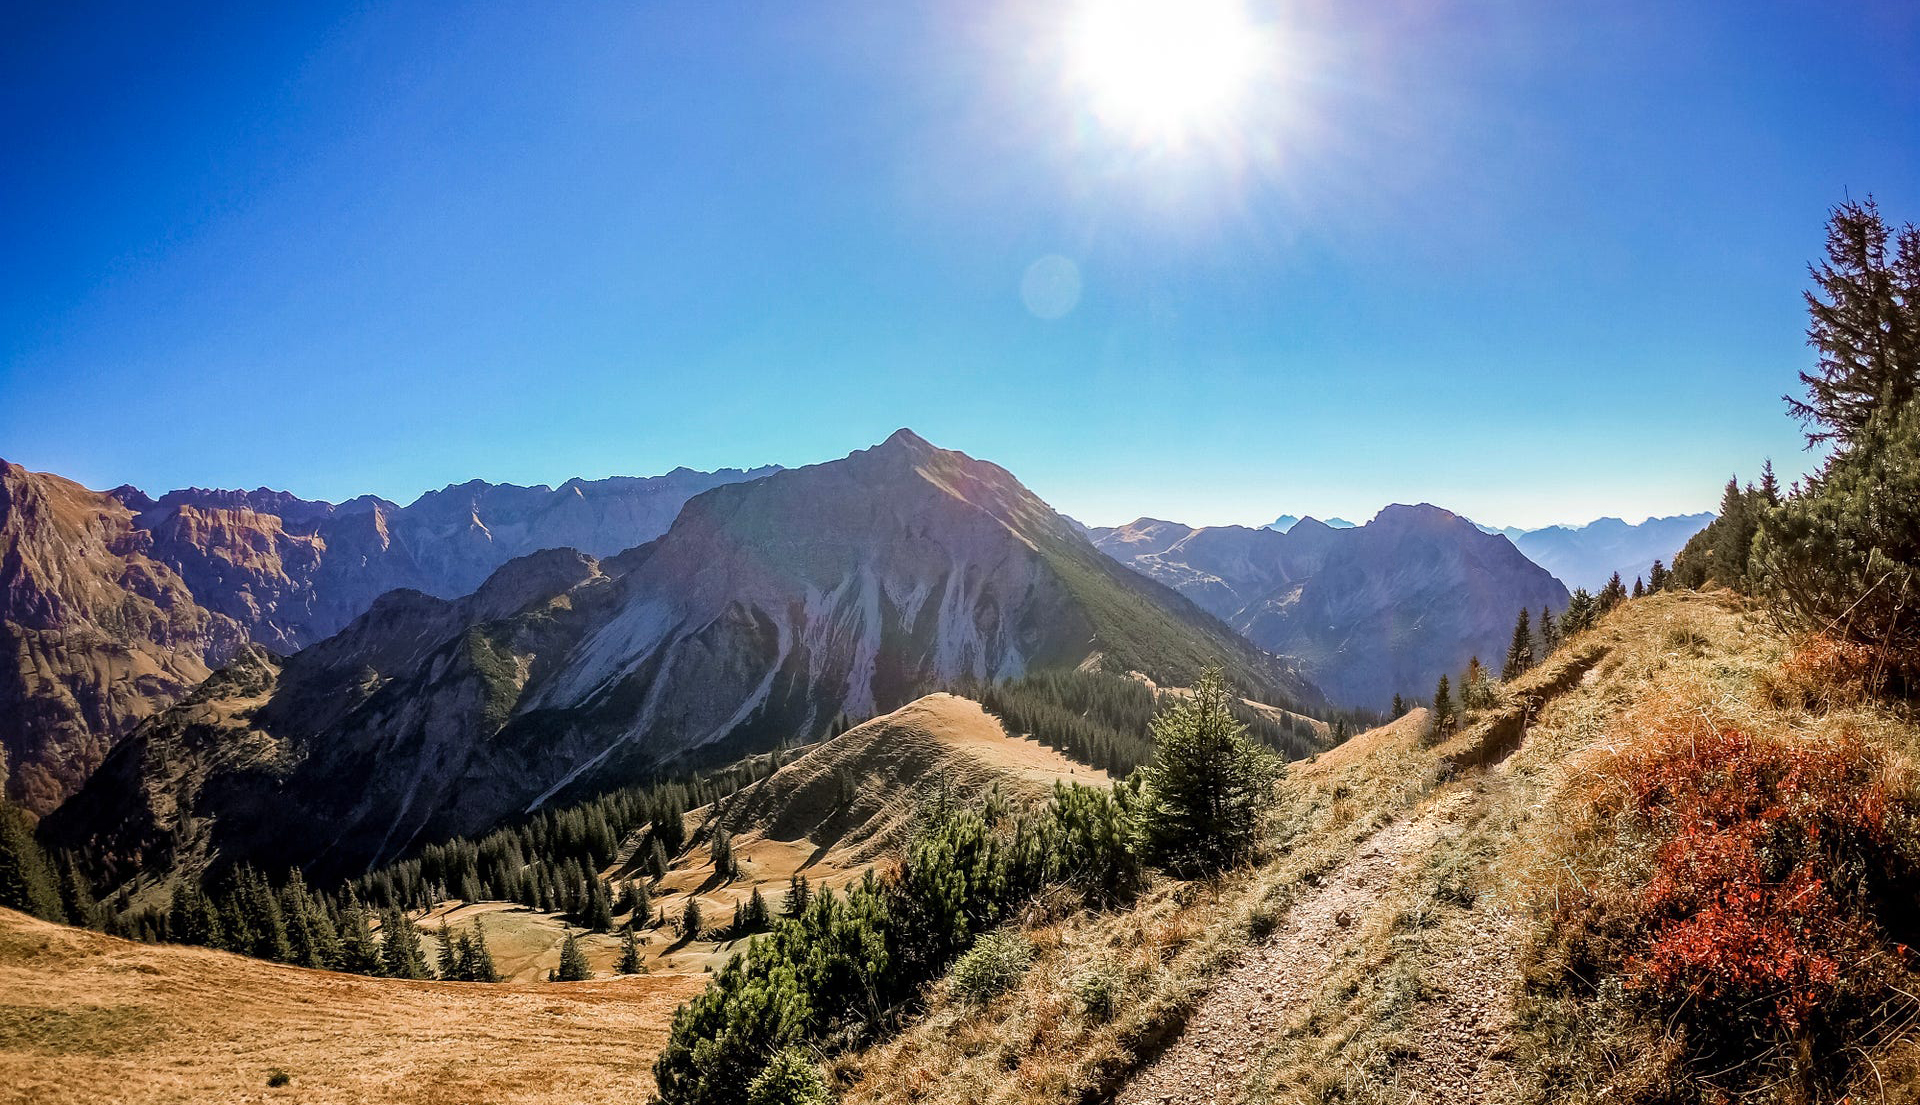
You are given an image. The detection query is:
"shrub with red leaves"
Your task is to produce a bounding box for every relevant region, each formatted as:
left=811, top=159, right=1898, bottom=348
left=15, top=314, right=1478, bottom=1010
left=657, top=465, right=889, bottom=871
left=1609, top=727, right=1919, bottom=1084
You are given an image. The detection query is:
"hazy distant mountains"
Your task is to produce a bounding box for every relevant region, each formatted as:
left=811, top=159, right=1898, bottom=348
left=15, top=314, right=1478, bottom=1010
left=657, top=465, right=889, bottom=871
left=1091, top=506, right=1569, bottom=708
left=1267, top=515, right=1356, bottom=532
left=42, top=431, right=1324, bottom=878
left=0, top=458, right=774, bottom=812
left=1476, top=514, right=1716, bottom=592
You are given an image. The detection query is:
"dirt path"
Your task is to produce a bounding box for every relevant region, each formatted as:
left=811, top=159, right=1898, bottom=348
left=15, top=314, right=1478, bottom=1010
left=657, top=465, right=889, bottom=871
left=1113, top=808, right=1456, bottom=1105
left=1396, top=890, right=1524, bottom=1103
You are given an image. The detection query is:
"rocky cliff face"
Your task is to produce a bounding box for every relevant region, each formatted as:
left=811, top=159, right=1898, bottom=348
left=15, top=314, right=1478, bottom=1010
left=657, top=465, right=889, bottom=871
left=0, top=458, right=775, bottom=813
left=0, top=463, right=251, bottom=814
left=46, top=431, right=1323, bottom=881
left=1093, top=505, right=1569, bottom=707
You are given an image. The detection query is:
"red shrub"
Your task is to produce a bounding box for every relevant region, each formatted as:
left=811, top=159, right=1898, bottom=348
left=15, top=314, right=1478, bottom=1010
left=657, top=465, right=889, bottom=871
left=1613, top=727, right=1917, bottom=1075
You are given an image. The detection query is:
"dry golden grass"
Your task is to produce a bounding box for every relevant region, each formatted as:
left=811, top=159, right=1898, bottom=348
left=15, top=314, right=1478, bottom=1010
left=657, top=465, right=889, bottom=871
left=0, top=906, right=705, bottom=1105
left=836, top=591, right=1920, bottom=1105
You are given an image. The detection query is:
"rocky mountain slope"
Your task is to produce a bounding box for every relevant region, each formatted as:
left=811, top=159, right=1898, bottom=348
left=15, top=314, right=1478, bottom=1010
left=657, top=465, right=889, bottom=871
left=0, top=457, right=773, bottom=813
left=46, top=431, right=1320, bottom=882
left=1091, top=505, right=1568, bottom=707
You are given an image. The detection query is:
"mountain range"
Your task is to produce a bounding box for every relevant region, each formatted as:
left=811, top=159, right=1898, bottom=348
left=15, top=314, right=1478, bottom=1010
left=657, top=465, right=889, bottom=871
left=41, top=431, right=1322, bottom=880
left=1474, top=513, right=1715, bottom=592
left=0, top=457, right=774, bottom=813
left=1267, top=515, right=1356, bottom=532
left=1090, top=507, right=1569, bottom=706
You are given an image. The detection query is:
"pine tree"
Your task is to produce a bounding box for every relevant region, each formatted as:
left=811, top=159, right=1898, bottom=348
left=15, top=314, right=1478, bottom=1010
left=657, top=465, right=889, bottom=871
left=1538, top=606, right=1560, bottom=654
left=1562, top=588, right=1598, bottom=635
left=0, top=802, right=64, bottom=922
left=1134, top=670, right=1280, bottom=876
left=1785, top=197, right=1920, bottom=447
left=1502, top=608, right=1534, bottom=680
left=617, top=922, right=644, bottom=974
left=1390, top=693, right=1407, bottom=718
left=455, top=919, right=501, bottom=982
left=1632, top=577, right=1645, bottom=599
left=626, top=878, right=653, bottom=924
left=553, top=929, right=591, bottom=982
left=57, top=856, right=98, bottom=930
left=1760, top=458, right=1783, bottom=506
left=1598, top=572, right=1629, bottom=612
left=648, top=839, right=670, bottom=882
left=336, top=892, right=380, bottom=975
left=379, top=908, right=430, bottom=979
left=1648, top=560, right=1670, bottom=592
left=741, top=887, right=770, bottom=932
left=583, top=877, right=614, bottom=932
left=436, top=917, right=458, bottom=978
left=681, top=896, right=705, bottom=941
left=711, top=828, right=738, bottom=882
left=783, top=874, right=812, bottom=918
left=1432, top=674, right=1455, bottom=737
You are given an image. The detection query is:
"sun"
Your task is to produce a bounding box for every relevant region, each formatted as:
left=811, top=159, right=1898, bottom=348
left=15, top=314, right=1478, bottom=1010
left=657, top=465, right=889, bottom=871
left=1065, top=0, right=1265, bottom=147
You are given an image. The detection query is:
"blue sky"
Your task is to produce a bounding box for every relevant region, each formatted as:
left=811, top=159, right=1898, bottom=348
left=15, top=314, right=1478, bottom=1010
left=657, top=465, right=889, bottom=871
left=2, top=1, right=1915, bottom=529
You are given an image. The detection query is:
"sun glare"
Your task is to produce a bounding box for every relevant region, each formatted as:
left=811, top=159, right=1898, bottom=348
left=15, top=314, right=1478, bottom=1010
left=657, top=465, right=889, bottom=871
left=1066, top=0, right=1265, bottom=147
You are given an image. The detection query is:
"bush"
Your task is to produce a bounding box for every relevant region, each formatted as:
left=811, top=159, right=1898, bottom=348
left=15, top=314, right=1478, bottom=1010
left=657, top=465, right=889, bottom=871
left=745, top=1048, right=830, bottom=1105
left=1548, top=724, right=1920, bottom=1098
left=948, top=931, right=1032, bottom=1004
left=1072, top=964, right=1122, bottom=1021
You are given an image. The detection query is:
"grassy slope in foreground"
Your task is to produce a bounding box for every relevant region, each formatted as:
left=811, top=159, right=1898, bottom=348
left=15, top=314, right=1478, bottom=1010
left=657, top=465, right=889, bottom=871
left=0, top=907, right=705, bottom=1105
left=830, top=590, right=1920, bottom=1105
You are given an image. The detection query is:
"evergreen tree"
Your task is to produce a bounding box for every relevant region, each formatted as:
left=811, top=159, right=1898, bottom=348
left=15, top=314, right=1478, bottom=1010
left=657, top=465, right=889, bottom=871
left=742, top=887, right=770, bottom=932
left=57, top=856, right=98, bottom=930
left=1538, top=606, right=1560, bottom=654
left=681, top=896, right=705, bottom=941
left=1755, top=402, right=1920, bottom=683
left=648, top=839, right=670, bottom=882
left=626, top=878, right=653, bottom=924
left=711, top=828, right=738, bottom=882
left=653, top=795, right=688, bottom=854
left=617, top=922, right=644, bottom=974
left=1390, top=693, right=1407, bottom=718
left=583, top=876, right=614, bottom=932
left=783, top=874, right=812, bottom=918
left=1134, top=670, right=1280, bottom=876
left=167, top=883, right=222, bottom=948
left=1502, top=608, right=1534, bottom=680
left=1760, top=458, right=1783, bottom=506
left=1562, top=588, right=1598, bottom=635
left=1632, top=576, right=1645, bottom=599
left=1648, top=560, right=1670, bottom=592
left=1598, top=572, right=1629, bottom=612
left=1785, top=197, right=1920, bottom=447
left=746, top=1049, right=831, bottom=1105
left=336, top=892, right=380, bottom=975
left=436, top=917, right=458, bottom=978
left=379, top=908, right=430, bottom=979
left=0, top=802, right=63, bottom=922
left=455, top=919, right=501, bottom=982
left=553, top=929, right=592, bottom=982
left=1432, top=674, right=1455, bottom=737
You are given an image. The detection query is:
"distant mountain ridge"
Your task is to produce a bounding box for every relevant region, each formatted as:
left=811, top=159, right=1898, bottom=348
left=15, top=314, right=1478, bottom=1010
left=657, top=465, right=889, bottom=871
left=45, top=430, right=1324, bottom=881
left=0, top=457, right=776, bottom=812
left=1476, top=513, right=1716, bottom=592
left=1092, top=505, right=1569, bottom=707
left=1267, top=515, right=1356, bottom=532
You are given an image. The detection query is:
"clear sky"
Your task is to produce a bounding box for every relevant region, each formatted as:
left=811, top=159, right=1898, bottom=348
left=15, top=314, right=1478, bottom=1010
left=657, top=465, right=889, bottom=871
left=2, top=2, right=1916, bottom=529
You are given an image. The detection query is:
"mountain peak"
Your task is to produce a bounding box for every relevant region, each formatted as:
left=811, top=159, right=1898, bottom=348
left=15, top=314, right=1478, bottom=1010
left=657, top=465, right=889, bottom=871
left=878, top=427, right=935, bottom=453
